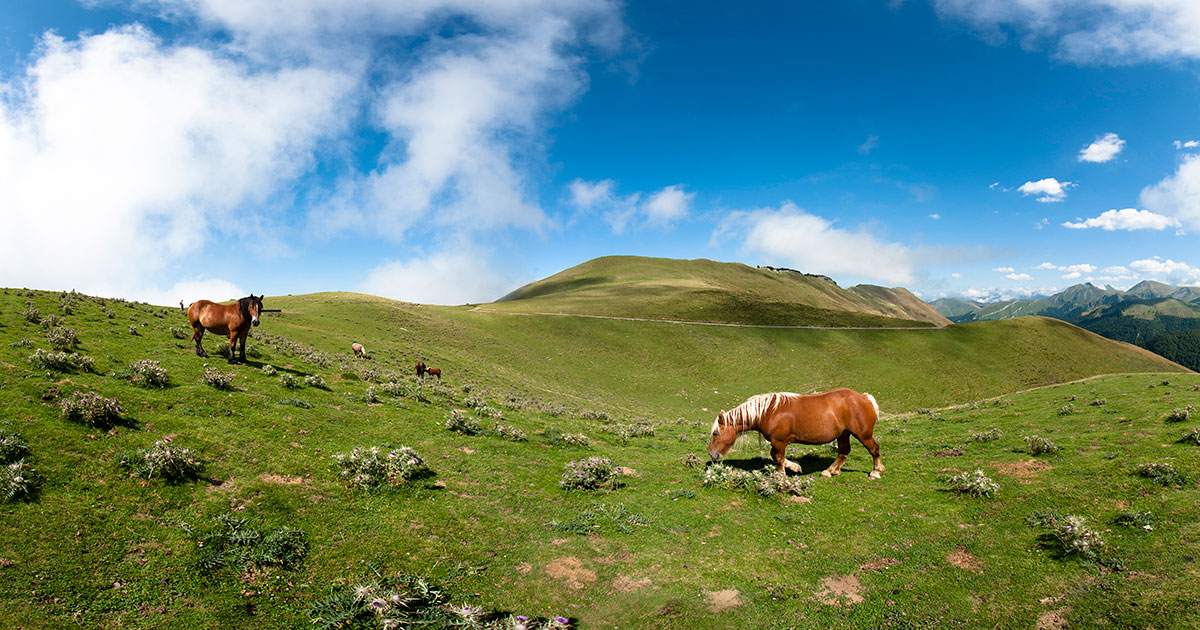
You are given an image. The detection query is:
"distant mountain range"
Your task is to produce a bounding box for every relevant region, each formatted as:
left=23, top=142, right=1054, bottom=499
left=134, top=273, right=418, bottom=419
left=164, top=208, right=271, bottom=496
left=931, top=281, right=1200, bottom=370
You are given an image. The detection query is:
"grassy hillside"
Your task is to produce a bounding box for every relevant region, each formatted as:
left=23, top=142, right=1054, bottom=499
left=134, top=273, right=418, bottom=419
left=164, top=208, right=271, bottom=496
left=492, top=256, right=950, bottom=327
left=0, top=288, right=1196, bottom=630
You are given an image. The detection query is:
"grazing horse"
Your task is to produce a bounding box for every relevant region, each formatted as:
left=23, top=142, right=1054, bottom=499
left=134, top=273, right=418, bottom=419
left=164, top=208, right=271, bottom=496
left=425, top=367, right=441, bottom=380
left=187, top=295, right=263, bottom=364
left=415, top=361, right=426, bottom=378
left=351, top=342, right=366, bottom=358
left=707, top=388, right=884, bottom=479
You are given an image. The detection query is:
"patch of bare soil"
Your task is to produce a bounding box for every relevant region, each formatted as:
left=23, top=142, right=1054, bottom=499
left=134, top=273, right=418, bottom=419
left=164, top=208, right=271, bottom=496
left=459, top=447, right=476, bottom=454
left=616, top=466, right=639, bottom=477
left=1037, top=607, right=1071, bottom=629
left=946, top=548, right=982, bottom=571
left=612, top=575, right=653, bottom=592
left=702, top=589, right=742, bottom=611
left=817, top=575, right=864, bottom=606
left=993, top=459, right=1053, bottom=480
left=260, top=474, right=306, bottom=485
left=546, top=557, right=595, bottom=590
left=859, top=557, right=901, bottom=572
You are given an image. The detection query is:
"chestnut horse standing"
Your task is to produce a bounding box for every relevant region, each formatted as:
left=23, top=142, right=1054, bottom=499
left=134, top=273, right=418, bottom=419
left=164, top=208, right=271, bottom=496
left=425, top=367, right=441, bottom=380
left=707, top=388, right=884, bottom=479
left=187, top=295, right=263, bottom=364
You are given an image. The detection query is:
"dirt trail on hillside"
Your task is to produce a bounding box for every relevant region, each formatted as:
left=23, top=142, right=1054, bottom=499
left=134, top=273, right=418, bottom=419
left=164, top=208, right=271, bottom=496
left=468, top=307, right=942, bottom=330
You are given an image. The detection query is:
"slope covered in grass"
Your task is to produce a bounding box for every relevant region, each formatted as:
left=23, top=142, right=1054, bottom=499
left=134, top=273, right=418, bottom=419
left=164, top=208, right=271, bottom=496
left=0, top=288, right=1195, bottom=630
left=492, top=256, right=950, bottom=327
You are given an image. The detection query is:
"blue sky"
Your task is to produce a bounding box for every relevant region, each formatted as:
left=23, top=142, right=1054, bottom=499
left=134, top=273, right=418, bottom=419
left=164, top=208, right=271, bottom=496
left=2, top=0, right=1200, bottom=305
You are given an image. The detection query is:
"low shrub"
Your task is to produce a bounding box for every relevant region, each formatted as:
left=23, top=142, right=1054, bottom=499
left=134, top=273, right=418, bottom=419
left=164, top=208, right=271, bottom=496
left=22, top=306, right=40, bottom=324
left=118, top=438, right=203, bottom=481
left=444, top=411, right=483, bottom=436
left=1057, top=404, right=1076, bottom=416
left=279, top=373, right=301, bottom=389
left=1112, top=510, right=1156, bottom=531
left=10, top=339, right=32, bottom=348
left=193, top=514, right=308, bottom=575
left=1025, top=435, right=1061, bottom=455
left=45, top=326, right=78, bottom=350
left=303, top=374, right=328, bottom=390
left=261, top=364, right=277, bottom=375
left=559, top=457, right=621, bottom=491
left=942, top=469, right=999, bottom=497
left=1, top=459, right=43, bottom=502
left=333, top=446, right=429, bottom=489
left=493, top=424, right=528, bottom=442
left=1137, top=462, right=1189, bottom=487
left=550, top=503, right=650, bottom=535
left=60, top=391, right=124, bottom=427
left=464, top=396, right=502, bottom=418
left=1029, top=513, right=1104, bottom=562
left=128, top=359, right=170, bottom=388
left=1182, top=427, right=1200, bottom=446
left=128, top=325, right=139, bottom=336
left=701, top=464, right=812, bottom=497
left=969, top=428, right=1004, bottom=443
left=202, top=366, right=235, bottom=390
left=1166, top=404, right=1195, bottom=423
left=277, top=397, right=313, bottom=409
left=544, top=429, right=590, bottom=448
left=1089, top=397, right=1107, bottom=406
left=603, top=421, right=655, bottom=442
left=0, top=430, right=32, bottom=464
left=680, top=452, right=702, bottom=468
left=28, top=349, right=93, bottom=373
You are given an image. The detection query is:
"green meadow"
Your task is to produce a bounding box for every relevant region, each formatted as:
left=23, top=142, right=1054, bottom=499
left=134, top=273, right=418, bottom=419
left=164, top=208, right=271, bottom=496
left=1, top=288, right=1197, bottom=629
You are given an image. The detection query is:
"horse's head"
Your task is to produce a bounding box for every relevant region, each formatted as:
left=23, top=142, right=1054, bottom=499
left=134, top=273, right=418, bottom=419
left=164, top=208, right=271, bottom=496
left=246, top=294, right=263, bottom=326
left=707, top=411, right=735, bottom=461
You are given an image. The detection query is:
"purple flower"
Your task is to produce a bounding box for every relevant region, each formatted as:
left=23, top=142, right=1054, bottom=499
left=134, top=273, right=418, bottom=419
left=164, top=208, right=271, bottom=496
left=556, top=616, right=569, bottom=624
left=516, top=616, right=528, bottom=622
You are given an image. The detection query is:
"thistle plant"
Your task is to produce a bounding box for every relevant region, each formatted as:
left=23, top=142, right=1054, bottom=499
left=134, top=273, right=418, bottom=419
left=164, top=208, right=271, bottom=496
left=1137, top=462, right=1189, bottom=487
left=1166, top=404, right=1195, bottom=423
left=118, top=438, right=203, bottom=481
left=559, top=457, right=621, bottom=491
left=333, top=446, right=429, bottom=489
left=942, top=469, right=999, bottom=497
left=128, top=359, right=170, bottom=388
left=544, top=429, right=590, bottom=448
left=279, top=373, right=300, bottom=389
left=261, top=364, right=277, bottom=376
left=969, top=428, right=1004, bottom=443
left=303, top=374, right=328, bottom=389
left=60, top=391, right=124, bottom=428
left=1025, top=435, right=1061, bottom=455
left=1, top=459, right=43, bottom=502
left=202, top=366, right=235, bottom=390
left=0, top=430, right=32, bottom=463
left=45, top=326, right=78, bottom=350
left=444, top=410, right=483, bottom=436
left=28, top=349, right=93, bottom=373
left=493, top=424, right=528, bottom=442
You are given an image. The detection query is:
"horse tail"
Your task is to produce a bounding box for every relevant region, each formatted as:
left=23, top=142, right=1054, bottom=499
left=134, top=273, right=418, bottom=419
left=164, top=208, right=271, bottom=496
left=864, top=393, right=880, bottom=419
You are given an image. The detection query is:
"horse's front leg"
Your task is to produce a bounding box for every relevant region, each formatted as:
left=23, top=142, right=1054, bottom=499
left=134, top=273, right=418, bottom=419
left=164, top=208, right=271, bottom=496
left=227, top=331, right=239, bottom=364
left=770, top=440, right=790, bottom=474
left=238, top=332, right=248, bottom=362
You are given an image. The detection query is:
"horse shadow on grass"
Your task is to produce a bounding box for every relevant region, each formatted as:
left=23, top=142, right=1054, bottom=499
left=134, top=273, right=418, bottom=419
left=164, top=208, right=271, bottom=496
left=708, top=453, right=837, bottom=476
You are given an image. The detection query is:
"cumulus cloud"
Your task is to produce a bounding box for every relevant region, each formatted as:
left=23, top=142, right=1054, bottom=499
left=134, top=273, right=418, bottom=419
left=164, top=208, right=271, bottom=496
left=1006, top=272, right=1033, bottom=280
left=1018, top=177, right=1072, bottom=202
left=1062, top=208, right=1181, bottom=231
left=993, top=267, right=1015, bottom=273
left=1128, top=257, right=1200, bottom=283
left=359, top=251, right=515, bottom=305
left=0, top=25, right=351, bottom=299
left=1140, top=153, right=1200, bottom=231
left=717, top=202, right=916, bottom=285
left=1175, top=140, right=1199, bottom=149
left=929, top=213, right=941, bottom=219
left=932, top=0, right=1200, bottom=64
left=1035, top=262, right=1097, bottom=274
left=1078, top=132, right=1125, bottom=162
left=957, top=286, right=1059, bottom=303
left=568, top=179, right=693, bottom=233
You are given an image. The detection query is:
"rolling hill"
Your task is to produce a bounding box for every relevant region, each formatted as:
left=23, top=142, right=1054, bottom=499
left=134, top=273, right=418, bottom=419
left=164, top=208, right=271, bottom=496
left=0, top=284, right=1194, bottom=629
left=492, top=256, right=951, bottom=327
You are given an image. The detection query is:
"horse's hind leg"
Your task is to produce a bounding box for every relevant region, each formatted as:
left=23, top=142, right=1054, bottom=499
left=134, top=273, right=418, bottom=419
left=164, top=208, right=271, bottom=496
left=857, top=433, right=884, bottom=479
left=821, top=432, right=851, bottom=478
left=192, top=326, right=207, bottom=358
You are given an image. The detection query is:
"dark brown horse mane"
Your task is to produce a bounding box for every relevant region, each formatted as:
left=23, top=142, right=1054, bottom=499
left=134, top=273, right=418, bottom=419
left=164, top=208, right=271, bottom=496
left=237, top=295, right=257, bottom=318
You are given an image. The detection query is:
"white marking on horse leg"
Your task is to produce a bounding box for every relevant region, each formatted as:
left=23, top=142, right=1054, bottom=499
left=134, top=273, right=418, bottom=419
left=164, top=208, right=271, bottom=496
left=784, top=459, right=802, bottom=473
left=868, top=470, right=882, bottom=480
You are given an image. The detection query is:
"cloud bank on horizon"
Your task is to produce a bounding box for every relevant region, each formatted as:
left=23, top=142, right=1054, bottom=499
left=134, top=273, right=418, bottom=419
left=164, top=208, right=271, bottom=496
left=0, top=0, right=1197, bottom=304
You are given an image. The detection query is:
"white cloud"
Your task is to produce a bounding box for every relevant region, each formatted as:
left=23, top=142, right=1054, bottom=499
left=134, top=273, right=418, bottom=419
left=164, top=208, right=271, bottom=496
left=929, top=213, right=941, bottom=220
left=1061, top=272, right=1081, bottom=280
left=958, top=286, right=1059, bottom=303
left=1006, top=272, right=1033, bottom=280
left=951, top=272, right=962, bottom=278
left=1034, top=217, right=1049, bottom=230
left=144, top=279, right=249, bottom=308
left=993, top=266, right=1015, bottom=272
left=719, top=202, right=916, bottom=284
left=1078, top=132, right=1125, bottom=162
left=1034, top=262, right=1057, bottom=270
left=359, top=250, right=514, bottom=305
left=0, top=26, right=351, bottom=298
left=932, top=0, right=1200, bottom=64
left=1175, top=140, right=1200, bottom=149
left=857, top=135, right=879, bottom=155
left=1140, top=153, right=1200, bottom=231
left=1035, top=262, right=1097, bottom=274
left=1128, top=257, right=1200, bottom=283
left=1102, top=265, right=1130, bottom=275
left=1018, top=177, right=1072, bottom=202
left=568, top=179, right=693, bottom=233
left=1062, top=208, right=1182, bottom=231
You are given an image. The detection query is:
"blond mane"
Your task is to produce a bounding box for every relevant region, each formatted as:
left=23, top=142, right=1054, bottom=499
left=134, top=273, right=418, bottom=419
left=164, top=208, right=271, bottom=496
left=716, top=392, right=800, bottom=433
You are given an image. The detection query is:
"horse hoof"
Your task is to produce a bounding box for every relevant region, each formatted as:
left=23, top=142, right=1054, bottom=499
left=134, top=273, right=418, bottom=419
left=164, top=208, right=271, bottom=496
left=820, top=470, right=832, bottom=478
left=868, top=471, right=882, bottom=480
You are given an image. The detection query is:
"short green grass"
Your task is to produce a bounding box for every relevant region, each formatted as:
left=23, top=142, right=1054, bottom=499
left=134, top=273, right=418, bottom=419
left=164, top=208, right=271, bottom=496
left=0, top=288, right=1196, bottom=629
